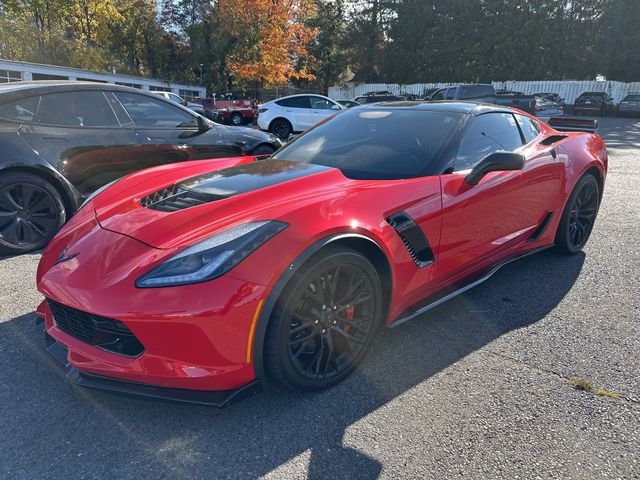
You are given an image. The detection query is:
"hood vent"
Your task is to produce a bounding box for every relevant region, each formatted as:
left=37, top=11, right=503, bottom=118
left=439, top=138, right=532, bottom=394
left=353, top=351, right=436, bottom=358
left=387, top=211, right=435, bottom=268
left=139, top=159, right=332, bottom=213
left=140, top=185, right=216, bottom=212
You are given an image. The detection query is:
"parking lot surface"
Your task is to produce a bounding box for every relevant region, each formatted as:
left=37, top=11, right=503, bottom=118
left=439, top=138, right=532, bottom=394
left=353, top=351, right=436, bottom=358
left=1, top=117, right=639, bottom=479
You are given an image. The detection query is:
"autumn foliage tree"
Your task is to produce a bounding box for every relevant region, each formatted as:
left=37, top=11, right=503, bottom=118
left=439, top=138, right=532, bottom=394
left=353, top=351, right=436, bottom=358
left=219, top=0, right=317, bottom=87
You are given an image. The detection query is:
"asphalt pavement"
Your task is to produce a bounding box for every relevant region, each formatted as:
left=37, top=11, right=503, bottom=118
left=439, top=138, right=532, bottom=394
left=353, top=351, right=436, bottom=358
left=1, top=117, right=639, bottom=479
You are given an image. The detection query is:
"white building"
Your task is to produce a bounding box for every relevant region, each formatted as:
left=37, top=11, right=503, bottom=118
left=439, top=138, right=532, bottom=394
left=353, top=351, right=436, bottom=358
left=0, top=59, right=205, bottom=100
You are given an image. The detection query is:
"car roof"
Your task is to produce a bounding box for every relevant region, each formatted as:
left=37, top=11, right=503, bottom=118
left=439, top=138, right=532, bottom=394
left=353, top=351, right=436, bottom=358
left=359, top=100, right=515, bottom=115
left=0, top=81, right=163, bottom=99
left=273, top=93, right=331, bottom=101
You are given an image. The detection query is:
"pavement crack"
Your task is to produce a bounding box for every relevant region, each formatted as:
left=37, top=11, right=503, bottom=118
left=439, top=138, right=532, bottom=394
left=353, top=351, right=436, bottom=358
left=484, top=350, right=640, bottom=410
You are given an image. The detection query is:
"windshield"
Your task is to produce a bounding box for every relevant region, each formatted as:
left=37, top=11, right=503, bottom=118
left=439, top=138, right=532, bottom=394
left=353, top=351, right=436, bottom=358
left=272, top=108, right=463, bottom=180
left=624, top=95, right=640, bottom=101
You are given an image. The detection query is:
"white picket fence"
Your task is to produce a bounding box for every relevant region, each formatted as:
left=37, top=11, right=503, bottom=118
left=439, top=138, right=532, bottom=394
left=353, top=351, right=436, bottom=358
left=329, top=80, right=640, bottom=104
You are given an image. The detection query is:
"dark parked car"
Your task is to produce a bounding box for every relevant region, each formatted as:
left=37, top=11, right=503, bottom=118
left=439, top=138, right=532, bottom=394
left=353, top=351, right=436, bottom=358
left=616, top=94, right=640, bottom=117
left=534, top=92, right=565, bottom=106
left=428, top=84, right=496, bottom=103
left=428, top=85, right=536, bottom=114
left=354, top=93, right=404, bottom=104
left=572, top=92, right=614, bottom=116
left=0, top=81, right=282, bottom=256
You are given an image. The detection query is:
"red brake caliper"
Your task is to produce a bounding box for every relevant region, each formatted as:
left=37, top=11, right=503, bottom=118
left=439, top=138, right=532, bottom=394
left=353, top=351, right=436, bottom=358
left=343, top=305, right=355, bottom=333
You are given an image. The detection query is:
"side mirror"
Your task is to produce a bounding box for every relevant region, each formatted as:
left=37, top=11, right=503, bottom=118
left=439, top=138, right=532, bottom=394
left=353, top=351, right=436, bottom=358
left=464, top=151, right=525, bottom=186
left=197, top=115, right=211, bottom=132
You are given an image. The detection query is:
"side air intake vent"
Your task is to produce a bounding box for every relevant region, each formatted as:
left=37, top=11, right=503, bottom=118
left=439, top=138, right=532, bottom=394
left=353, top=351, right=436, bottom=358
left=140, top=185, right=213, bottom=212
left=387, top=211, right=435, bottom=268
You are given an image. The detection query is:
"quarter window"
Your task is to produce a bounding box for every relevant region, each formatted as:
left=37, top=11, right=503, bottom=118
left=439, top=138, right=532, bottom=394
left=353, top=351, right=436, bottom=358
left=515, top=114, right=541, bottom=144
left=455, top=113, right=523, bottom=171
left=115, top=92, right=197, bottom=128
left=0, top=96, right=39, bottom=122
left=36, top=91, right=119, bottom=127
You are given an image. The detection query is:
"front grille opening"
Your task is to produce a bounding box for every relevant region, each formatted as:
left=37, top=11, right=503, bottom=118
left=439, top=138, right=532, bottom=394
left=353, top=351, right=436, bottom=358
left=139, top=185, right=214, bottom=212
left=47, top=299, right=144, bottom=357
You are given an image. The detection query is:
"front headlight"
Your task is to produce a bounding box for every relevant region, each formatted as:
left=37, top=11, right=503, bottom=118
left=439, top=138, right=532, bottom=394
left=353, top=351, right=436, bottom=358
left=80, top=178, right=120, bottom=209
left=135, top=221, right=288, bottom=288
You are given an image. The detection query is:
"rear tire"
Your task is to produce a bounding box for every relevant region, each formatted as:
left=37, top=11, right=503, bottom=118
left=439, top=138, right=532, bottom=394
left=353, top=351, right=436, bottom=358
left=0, top=172, right=66, bottom=256
left=269, top=118, right=293, bottom=140
left=554, top=174, right=600, bottom=254
left=265, top=246, right=384, bottom=391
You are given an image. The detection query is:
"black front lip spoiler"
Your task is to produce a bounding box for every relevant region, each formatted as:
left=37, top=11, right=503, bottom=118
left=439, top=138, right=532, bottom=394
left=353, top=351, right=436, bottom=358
left=42, top=327, right=261, bottom=407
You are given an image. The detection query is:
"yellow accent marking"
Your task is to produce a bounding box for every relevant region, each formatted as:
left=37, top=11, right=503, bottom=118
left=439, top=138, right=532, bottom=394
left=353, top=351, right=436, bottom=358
left=246, top=299, right=265, bottom=363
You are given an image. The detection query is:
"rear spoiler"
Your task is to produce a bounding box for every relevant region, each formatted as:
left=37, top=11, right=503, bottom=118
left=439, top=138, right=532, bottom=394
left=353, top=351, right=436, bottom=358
left=548, top=117, right=598, bottom=133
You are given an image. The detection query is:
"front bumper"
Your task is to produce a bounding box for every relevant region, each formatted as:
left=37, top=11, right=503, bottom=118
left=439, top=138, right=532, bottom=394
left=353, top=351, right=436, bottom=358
left=37, top=213, right=270, bottom=399
left=40, top=320, right=261, bottom=406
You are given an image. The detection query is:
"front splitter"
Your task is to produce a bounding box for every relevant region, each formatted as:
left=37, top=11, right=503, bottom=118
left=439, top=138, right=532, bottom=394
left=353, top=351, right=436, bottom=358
left=43, top=327, right=262, bottom=407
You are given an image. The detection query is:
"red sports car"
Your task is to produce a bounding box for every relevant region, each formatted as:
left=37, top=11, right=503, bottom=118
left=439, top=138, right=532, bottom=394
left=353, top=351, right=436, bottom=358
left=36, top=102, right=607, bottom=405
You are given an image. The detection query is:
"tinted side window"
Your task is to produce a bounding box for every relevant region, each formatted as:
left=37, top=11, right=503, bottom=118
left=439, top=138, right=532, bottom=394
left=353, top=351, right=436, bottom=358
left=354, top=97, right=366, bottom=105
left=0, top=95, right=39, bottom=122
left=445, top=88, right=456, bottom=100
left=515, top=114, right=540, bottom=143
left=115, top=92, right=196, bottom=128
left=455, top=113, right=523, bottom=171
left=276, top=96, right=311, bottom=108
left=36, top=91, right=119, bottom=127
left=310, top=97, right=335, bottom=110
left=460, top=85, right=494, bottom=99
left=431, top=89, right=446, bottom=101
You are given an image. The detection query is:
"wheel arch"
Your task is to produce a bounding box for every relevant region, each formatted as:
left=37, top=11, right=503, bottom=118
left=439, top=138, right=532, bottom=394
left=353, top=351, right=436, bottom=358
left=0, top=165, right=79, bottom=216
left=251, top=232, right=393, bottom=384
left=268, top=117, right=293, bottom=132
left=584, top=165, right=605, bottom=203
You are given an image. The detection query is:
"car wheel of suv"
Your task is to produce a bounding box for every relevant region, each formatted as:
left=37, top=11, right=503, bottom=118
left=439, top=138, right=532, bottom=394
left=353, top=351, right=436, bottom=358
left=230, top=112, right=243, bottom=125
left=265, top=246, right=384, bottom=391
left=0, top=172, right=66, bottom=256
left=554, top=174, right=599, bottom=254
left=269, top=118, right=293, bottom=140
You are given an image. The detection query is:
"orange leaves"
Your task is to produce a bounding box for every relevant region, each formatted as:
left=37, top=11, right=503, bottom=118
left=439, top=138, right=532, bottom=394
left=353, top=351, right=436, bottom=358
left=219, top=0, right=317, bottom=87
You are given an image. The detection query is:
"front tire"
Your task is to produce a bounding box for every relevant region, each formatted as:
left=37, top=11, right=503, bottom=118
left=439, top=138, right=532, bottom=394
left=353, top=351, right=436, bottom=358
left=554, top=174, right=600, bottom=254
left=0, top=172, right=66, bottom=256
left=265, top=246, right=384, bottom=391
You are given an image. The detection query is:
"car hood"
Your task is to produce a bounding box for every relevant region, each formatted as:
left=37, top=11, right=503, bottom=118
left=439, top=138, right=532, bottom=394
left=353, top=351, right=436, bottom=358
left=93, top=159, right=344, bottom=249
left=219, top=124, right=282, bottom=147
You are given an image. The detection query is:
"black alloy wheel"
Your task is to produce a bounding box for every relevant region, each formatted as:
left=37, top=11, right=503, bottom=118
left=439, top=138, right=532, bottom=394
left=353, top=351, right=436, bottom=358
left=0, top=173, right=65, bottom=256
left=265, top=247, right=383, bottom=391
left=231, top=112, right=244, bottom=125
left=555, top=174, right=600, bottom=254
left=269, top=118, right=293, bottom=140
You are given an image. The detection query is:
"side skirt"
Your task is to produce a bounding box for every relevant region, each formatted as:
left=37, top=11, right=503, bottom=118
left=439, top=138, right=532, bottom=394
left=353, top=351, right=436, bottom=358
left=388, top=244, right=553, bottom=329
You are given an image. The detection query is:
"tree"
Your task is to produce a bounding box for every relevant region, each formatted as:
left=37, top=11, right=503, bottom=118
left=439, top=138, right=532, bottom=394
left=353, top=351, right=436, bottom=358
left=219, top=0, right=317, bottom=87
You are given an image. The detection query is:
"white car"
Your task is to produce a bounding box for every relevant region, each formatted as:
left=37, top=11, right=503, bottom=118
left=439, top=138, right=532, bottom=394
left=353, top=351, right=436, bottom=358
left=257, top=94, right=344, bottom=139
left=151, top=91, right=205, bottom=116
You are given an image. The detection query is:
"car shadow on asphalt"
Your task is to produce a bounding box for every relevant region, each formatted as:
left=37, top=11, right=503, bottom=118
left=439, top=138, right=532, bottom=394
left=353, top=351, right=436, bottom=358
left=0, top=250, right=585, bottom=479
left=596, top=117, right=640, bottom=150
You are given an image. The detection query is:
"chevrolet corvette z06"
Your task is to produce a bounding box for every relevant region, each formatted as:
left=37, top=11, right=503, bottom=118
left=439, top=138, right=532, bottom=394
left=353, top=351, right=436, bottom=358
left=36, top=102, right=607, bottom=405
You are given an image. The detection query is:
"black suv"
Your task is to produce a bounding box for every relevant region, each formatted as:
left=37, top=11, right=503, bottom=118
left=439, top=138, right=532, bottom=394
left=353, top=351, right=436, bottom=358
left=572, top=92, right=614, bottom=116
left=0, top=82, right=282, bottom=255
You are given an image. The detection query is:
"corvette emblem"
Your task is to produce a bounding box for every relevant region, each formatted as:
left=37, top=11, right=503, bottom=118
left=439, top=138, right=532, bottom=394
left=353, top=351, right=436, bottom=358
left=54, top=246, right=78, bottom=265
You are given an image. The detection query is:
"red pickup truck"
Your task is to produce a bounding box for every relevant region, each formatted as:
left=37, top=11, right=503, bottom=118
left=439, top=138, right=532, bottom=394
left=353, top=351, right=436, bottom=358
left=196, top=97, right=257, bottom=125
